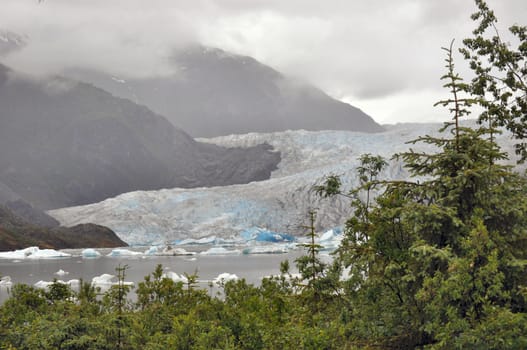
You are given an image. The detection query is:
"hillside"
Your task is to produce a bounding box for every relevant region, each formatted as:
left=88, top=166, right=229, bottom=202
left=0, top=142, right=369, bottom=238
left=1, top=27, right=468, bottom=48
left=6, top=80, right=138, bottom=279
left=0, top=205, right=125, bottom=251
left=0, top=63, right=280, bottom=209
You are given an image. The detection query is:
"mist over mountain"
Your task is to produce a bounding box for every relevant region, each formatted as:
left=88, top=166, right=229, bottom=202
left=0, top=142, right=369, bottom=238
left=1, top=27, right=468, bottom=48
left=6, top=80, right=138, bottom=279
left=65, top=45, right=383, bottom=137
left=0, top=63, right=280, bottom=210
left=0, top=30, right=26, bottom=56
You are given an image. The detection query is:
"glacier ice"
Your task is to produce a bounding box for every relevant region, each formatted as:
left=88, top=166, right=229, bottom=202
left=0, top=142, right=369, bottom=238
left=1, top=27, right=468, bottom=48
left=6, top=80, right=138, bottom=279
left=48, top=123, right=521, bottom=246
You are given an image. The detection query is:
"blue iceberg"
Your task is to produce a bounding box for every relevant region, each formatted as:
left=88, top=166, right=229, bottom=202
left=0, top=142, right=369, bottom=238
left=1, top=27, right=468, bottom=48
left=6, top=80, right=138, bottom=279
left=240, top=227, right=295, bottom=243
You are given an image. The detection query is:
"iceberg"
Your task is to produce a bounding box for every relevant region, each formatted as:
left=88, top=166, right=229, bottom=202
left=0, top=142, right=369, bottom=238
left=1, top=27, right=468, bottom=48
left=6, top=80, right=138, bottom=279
left=107, top=248, right=143, bottom=257
left=242, top=245, right=290, bottom=255
left=55, top=269, right=69, bottom=276
left=91, top=273, right=134, bottom=291
left=82, top=248, right=102, bottom=258
left=317, top=228, right=344, bottom=250
left=144, top=245, right=195, bottom=256
left=0, top=247, right=70, bottom=259
left=213, top=273, right=238, bottom=285
left=0, top=276, right=12, bottom=289
left=91, top=273, right=116, bottom=287
left=34, top=279, right=79, bottom=291
left=201, top=247, right=241, bottom=256
left=162, top=271, right=188, bottom=283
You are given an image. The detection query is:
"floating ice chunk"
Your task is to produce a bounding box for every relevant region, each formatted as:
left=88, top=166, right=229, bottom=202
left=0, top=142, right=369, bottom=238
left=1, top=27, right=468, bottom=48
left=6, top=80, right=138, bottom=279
left=145, top=246, right=195, bottom=256
left=242, top=245, right=289, bottom=254
left=29, top=249, right=70, bottom=259
left=91, top=273, right=134, bottom=290
left=0, top=247, right=70, bottom=259
left=34, top=280, right=54, bottom=289
left=55, top=269, right=69, bottom=276
left=0, top=276, right=12, bottom=289
left=82, top=248, right=102, bottom=258
left=201, top=247, right=241, bottom=255
left=162, top=271, right=188, bottom=283
left=311, top=228, right=344, bottom=251
left=67, top=279, right=80, bottom=288
left=0, top=246, right=38, bottom=259
left=213, top=273, right=238, bottom=285
left=107, top=248, right=143, bottom=257
left=91, top=274, right=116, bottom=287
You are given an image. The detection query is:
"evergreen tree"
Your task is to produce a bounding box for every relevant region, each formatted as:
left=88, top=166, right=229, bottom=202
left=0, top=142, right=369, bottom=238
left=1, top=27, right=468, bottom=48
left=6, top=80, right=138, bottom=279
left=461, top=0, right=527, bottom=161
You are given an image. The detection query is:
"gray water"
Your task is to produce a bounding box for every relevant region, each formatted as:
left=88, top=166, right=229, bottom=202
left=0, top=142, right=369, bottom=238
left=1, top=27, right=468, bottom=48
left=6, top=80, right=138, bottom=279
left=0, top=249, right=305, bottom=302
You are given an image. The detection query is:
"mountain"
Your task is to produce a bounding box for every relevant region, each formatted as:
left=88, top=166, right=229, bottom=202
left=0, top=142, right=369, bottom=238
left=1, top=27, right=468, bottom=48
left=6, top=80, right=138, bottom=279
left=49, top=122, right=521, bottom=246
left=0, top=180, right=60, bottom=228
left=0, top=205, right=126, bottom=251
left=0, top=63, right=280, bottom=210
left=64, top=45, right=383, bottom=137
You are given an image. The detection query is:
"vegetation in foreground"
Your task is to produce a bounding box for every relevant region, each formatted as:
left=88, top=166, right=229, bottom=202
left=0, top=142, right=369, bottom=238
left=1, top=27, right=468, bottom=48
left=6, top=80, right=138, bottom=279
left=1, top=1, right=526, bottom=348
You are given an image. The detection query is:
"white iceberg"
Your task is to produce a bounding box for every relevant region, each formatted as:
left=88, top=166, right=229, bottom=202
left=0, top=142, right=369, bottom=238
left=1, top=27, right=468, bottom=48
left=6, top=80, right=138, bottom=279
left=107, top=248, right=143, bottom=257
left=213, top=273, right=238, bottom=285
left=144, top=245, right=195, bottom=256
left=0, top=247, right=70, bottom=260
left=91, top=273, right=116, bottom=287
left=0, top=276, right=12, bottom=289
left=55, top=269, right=69, bottom=276
left=316, top=228, right=344, bottom=250
left=82, top=248, right=102, bottom=258
left=91, top=273, right=134, bottom=290
left=242, top=245, right=290, bottom=254
left=28, top=249, right=71, bottom=259
left=35, top=279, right=81, bottom=291
left=162, top=271, right=189, bottom=283
left=200, top=247, right=241, bottom=256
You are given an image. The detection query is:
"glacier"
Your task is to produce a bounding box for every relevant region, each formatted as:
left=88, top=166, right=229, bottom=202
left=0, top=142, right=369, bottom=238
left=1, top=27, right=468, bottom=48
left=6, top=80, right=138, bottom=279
left=48, top=122, right=520, bottom=246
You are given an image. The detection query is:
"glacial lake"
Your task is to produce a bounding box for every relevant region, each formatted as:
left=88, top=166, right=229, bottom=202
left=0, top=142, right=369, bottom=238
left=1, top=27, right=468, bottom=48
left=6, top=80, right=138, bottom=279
left=0, top=248, right=311, bottom=303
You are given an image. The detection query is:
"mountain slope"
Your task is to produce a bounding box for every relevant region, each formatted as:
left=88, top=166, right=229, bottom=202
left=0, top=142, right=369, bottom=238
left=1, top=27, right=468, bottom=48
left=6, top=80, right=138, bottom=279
left=65, top=45, right=383, bottom=137
left=0, top=205, right=126, bottom=251
left=0, top=63, right=280, bottom=209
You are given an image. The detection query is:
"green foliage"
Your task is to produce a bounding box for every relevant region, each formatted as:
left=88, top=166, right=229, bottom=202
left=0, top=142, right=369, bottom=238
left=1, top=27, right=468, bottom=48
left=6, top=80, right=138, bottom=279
left=461, top=0, right=527, bottom=161
left=0, top=3, right=526, bottom=349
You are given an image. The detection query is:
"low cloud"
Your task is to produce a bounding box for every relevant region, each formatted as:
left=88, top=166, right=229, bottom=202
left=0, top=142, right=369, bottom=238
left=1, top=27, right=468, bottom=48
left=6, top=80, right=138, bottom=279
left=0, top=0, right=525, bottom=123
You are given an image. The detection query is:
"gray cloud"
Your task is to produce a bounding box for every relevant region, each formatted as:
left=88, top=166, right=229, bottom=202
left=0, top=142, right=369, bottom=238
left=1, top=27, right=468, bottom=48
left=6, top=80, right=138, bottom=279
left=0, top=0, right=525, bottom=123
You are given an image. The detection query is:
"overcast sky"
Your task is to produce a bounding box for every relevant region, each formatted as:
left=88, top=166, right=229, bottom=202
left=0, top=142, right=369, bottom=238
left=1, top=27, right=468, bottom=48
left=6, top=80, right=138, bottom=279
left=0, top=0, right=525, bottom=124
